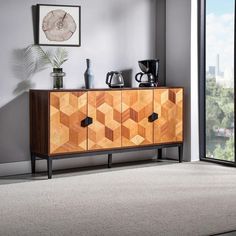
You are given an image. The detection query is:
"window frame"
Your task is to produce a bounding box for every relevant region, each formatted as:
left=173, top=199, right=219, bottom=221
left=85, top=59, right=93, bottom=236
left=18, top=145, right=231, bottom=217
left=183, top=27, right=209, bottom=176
left=198, top=0, right=236, bottom=165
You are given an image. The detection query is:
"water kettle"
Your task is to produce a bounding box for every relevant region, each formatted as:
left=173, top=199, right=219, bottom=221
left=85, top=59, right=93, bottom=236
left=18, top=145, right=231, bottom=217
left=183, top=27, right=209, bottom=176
left=106, top=71, right=124, bottom=88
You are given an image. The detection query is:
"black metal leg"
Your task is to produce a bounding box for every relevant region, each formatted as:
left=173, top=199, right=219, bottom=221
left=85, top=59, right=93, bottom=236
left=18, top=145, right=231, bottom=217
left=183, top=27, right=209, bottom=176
left=31, top=152, right=36, bottom=174
left=178, top=144, right=183, bottom=163
left=47, top=158, right=52, bottom=179
left=157, top=149, right=162, bottom=160
left=108, top=154, right=112, bottom=168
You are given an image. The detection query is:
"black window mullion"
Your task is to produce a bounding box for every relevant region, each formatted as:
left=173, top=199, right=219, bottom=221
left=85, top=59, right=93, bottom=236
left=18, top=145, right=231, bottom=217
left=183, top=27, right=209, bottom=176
left=199, top=0, right=206, bottom=160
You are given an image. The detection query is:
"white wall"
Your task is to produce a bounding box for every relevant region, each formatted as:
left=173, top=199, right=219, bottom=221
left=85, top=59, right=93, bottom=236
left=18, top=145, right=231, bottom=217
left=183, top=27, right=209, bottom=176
left=190, top=0, right=199, bottom=161
left=165, top=0, right=199, bottom=161
left=0, top=0, right=157, bottom=108
left=0, top=0, right=158, bottom=166
left=0, top=0, right=199, bottom=175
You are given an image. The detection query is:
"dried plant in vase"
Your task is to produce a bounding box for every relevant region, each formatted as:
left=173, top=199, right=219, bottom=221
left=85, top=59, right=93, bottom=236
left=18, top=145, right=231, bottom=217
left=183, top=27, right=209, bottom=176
left=33, top=45, right=69, bottom=89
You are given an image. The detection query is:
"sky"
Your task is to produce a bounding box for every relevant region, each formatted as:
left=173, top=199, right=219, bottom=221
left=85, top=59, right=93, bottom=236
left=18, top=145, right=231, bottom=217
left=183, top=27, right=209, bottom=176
left=206, top=0, right=235, bottom=75
left=206, top=0, right=235, bottom=15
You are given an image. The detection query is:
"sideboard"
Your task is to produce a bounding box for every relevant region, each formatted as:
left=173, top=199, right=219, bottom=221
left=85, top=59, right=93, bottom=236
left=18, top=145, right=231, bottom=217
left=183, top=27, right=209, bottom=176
left=30, top=87, right=184, bottom=178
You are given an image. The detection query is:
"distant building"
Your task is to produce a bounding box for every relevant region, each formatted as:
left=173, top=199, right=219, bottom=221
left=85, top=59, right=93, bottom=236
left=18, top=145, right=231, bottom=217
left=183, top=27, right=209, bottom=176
left=208, top=66, right=216, bottom=77
left=216, top=54, right=224, bottom=77
left=206, top=54, right=233, bottom=88
left=215, top=67, right=233, bottom=88
left=216, top=54, right=220, bottom=76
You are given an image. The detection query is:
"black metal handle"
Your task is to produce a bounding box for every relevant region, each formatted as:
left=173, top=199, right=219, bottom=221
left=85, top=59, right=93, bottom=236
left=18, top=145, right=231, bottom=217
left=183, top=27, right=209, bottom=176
left=135, top=72, right=143, bottom=82
left=148, top=112, right=158, bottom=122
left=106, top=72, right=112, bottom=86
left=81, top=117, right=93, bottom=127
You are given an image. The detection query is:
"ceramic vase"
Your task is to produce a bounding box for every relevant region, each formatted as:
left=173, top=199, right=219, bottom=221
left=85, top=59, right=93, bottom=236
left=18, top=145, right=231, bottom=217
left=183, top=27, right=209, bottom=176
left=84, top=59, right=94, bottom=89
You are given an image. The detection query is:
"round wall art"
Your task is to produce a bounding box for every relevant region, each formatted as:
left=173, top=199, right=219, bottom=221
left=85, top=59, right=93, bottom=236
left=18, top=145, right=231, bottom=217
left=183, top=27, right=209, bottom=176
left=37, top=4, right=81, bottom=46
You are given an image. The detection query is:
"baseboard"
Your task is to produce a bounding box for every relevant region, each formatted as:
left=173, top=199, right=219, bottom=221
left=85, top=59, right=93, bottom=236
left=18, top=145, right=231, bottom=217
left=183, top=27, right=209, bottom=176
left=0, top=150, right=157, bottom=177
left=0, top=161, right=32, bottom=177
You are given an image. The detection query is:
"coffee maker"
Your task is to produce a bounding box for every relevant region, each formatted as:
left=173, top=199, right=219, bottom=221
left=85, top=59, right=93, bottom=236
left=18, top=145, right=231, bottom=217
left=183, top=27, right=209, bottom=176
left=135, top=59, right=159, bottom=87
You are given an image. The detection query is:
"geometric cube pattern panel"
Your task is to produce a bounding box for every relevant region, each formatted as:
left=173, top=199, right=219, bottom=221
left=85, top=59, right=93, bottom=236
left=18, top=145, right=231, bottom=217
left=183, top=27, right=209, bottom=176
left=50, top=92, right=87, bottom=154
left=122, top=90, right=153, bottom=147
left=154, top=88, right=183, bottom=144
left=88, top=91, right=122, bottom=150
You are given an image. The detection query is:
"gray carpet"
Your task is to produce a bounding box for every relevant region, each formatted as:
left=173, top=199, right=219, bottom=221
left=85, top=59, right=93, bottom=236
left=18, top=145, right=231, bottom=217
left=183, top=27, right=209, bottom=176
left=1, top=161, right=236, bottom=236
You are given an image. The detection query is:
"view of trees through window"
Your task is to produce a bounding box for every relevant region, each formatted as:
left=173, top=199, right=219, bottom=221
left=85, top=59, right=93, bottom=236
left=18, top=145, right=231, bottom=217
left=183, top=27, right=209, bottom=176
left=205, top=0, right=235, bottom=161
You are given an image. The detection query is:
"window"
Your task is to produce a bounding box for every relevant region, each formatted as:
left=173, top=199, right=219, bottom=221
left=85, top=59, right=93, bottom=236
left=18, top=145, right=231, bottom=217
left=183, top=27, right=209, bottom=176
left=199, top=0, right=236, bottom=163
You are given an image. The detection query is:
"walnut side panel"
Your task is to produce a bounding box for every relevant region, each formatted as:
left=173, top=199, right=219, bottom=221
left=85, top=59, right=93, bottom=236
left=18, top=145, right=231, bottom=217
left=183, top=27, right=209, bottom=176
left=88, top=91, right=122, bottom=150
left=30, top=90, right=49, bottom=155
left=50, top=92, right=87, bottom=154
left=122, top=89, right=153, bottom=147
left=154, top=88, right=183, bottom=144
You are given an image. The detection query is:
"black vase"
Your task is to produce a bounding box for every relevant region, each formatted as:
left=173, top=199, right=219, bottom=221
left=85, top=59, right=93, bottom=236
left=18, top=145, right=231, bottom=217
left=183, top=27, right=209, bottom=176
left=51, top=68, right=65, bottom=89
left=84, top=59, right=94, bottom=89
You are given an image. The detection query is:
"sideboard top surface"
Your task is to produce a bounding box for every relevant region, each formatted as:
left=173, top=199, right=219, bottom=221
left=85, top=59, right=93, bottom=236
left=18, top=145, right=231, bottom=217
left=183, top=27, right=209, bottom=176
left=30, top=87, right=184, bottom=92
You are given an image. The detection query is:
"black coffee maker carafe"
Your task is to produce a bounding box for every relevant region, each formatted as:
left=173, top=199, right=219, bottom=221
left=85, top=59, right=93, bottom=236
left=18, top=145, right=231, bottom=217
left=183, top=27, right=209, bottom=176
left=135, top=59, right=159, bottom=87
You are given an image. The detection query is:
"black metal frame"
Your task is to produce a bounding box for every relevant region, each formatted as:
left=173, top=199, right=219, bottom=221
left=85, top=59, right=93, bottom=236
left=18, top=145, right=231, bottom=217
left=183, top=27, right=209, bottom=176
left=198, top=0, right=236, bottom=165
left=31, top=143, right=183, bottom=179
left=36, top=4, right=81, bottom=47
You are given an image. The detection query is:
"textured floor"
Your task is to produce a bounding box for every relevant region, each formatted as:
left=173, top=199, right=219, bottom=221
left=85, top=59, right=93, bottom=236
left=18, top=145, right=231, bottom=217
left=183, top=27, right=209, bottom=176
left=1, top=161, right=236, bottom=236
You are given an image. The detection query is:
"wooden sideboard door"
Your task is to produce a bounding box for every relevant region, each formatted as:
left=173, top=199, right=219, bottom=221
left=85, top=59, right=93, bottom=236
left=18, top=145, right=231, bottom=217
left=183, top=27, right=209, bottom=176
left=153, top=88, right=183, bottom=144
left=122, top=89, right=153, bottom=147
left=50, top=92, right=88, bottom=154
left=88, top=91, right=122, bottom=150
